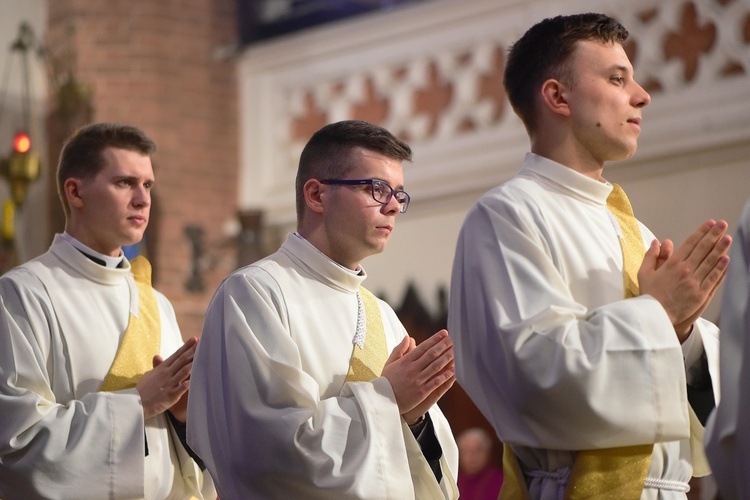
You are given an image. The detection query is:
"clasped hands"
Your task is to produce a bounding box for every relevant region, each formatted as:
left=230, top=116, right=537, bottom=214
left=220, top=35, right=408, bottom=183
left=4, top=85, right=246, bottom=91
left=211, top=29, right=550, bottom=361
left=381, top=329, right=455, bottom=426
left=639, top=219, right=732, bottom=342
left=136, top=337, right=198, bottom=422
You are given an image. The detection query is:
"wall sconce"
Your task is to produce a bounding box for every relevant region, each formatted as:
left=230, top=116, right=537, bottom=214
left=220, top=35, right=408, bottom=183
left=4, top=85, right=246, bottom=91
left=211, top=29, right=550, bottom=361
left=0, top=22, right=44, bottom=271
left=184, top=224, right=206, bottom=293
left=183, top=209, right=268, bottom=294
left=1, top=130, right=41, bottom=208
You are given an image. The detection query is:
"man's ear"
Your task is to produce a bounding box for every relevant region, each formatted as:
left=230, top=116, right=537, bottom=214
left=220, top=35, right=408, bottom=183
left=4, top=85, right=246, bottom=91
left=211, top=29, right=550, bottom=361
left=303, top=178, right=325, bottom=214
left=64, top=178, right=84, bottom=209
left=540, top=78, right=571, bottom=118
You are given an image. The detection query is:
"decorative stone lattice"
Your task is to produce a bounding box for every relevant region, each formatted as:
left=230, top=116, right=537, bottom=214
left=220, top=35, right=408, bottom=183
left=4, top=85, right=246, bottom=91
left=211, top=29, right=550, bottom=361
left=287, top=0, right=750, bottom=147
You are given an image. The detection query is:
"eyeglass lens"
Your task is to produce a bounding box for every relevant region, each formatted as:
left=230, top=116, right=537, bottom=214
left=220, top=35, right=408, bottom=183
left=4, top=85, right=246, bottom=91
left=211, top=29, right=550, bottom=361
left=372, top=180, right=409, bottom=212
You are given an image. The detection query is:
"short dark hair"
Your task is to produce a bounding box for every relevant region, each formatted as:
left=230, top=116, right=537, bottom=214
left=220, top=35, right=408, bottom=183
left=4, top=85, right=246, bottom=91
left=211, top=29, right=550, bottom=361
left=295, top=120, right=412, bottom=224
left=57, top=122, right=156, bottom=215
left=504, top=13, right=629, bottom=134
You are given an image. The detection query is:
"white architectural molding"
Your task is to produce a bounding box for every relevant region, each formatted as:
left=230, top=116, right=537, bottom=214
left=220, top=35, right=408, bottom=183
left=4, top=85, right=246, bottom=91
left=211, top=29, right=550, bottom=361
left=237, top=0, right=750, bottom=226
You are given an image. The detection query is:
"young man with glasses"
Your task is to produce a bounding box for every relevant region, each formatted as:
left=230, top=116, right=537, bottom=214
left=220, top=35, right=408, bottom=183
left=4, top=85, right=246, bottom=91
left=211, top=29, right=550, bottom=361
left=187, top=119, right=459, bottom=498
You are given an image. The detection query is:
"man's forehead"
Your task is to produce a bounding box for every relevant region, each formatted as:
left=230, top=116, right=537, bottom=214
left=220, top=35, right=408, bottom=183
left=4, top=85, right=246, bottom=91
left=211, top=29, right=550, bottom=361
left=572, top=40, right=633, bottom=70
left=97, top=147, right=154, bottom=177
left=101, top=146, right=148, bottom=160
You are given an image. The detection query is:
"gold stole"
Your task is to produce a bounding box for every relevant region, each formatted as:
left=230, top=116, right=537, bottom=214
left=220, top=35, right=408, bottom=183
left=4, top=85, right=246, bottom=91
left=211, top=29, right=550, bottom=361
left=100, top=256, right=161, bottom=392
left=564, top=184, right=653, bottom=498
left=500, top=183, right=652, bottom=500
left=345, top=287, right=388, bottom=383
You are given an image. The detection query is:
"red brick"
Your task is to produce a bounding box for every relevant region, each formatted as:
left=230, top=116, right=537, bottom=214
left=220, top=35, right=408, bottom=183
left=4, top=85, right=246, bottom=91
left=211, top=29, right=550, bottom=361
left=48, top=0, right=239, bottom=338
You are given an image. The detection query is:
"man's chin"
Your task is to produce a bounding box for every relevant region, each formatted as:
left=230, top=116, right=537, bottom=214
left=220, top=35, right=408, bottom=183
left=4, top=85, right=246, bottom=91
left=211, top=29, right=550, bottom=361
left=612, top=143, right=638, bottom=162
left=372, top=236, right=390, bottom=251
left=122, top=232, right=146, bottom=248
left=357, top=243, right=387, bottom=262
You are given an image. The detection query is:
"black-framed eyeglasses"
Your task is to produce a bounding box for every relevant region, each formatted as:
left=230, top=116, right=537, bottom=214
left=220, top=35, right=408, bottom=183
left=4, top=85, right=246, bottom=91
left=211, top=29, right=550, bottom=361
left=320, top=178, right=410, bottom=213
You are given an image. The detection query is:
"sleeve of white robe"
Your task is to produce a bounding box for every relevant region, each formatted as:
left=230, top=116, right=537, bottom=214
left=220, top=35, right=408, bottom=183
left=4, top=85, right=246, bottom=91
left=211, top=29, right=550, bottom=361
left=448, top=192, right=691, bottom=451
left=187, top=269, right=451, bottom=499
left=705, top=199, right=750, bottom=497
left=0, top=271, right=145, bottom=499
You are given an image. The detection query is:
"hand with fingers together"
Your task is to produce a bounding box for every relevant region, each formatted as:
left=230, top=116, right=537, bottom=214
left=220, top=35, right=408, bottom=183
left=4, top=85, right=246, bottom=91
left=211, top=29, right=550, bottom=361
left=136, top=336, right=198, bottom=421
left=639, top=219, right=732, bottom=342
left=381, top=329, right=456, bottom=425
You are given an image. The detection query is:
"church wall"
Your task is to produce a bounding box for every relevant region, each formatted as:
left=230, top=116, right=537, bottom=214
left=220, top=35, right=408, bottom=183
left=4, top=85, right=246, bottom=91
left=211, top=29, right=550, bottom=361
left=237, top=0, right=750, bottom=325
left=45, top=0, right=241, bottom=337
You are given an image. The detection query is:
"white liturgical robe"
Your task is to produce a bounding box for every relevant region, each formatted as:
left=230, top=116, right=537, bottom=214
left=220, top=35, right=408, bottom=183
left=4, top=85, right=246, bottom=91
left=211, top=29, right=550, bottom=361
left=448, top=153, right=719, bottom=499
left=187, top=233, right=459, bottom=499
left=705, top=199, right=750, bottom=498
left=0, top=235, right=212, bottom=499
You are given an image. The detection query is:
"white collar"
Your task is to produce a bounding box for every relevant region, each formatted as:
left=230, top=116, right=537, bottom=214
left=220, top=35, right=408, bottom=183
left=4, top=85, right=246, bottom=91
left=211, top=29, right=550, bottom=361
left=61, top=232, right=125, bottom=268
left=292, top=232, right=363, bottom=275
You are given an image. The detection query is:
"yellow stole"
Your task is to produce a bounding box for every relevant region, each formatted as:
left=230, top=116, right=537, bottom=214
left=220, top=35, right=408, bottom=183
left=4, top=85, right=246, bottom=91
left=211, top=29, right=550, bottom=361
left=345, top=287, right=388, bottom=383
left=500, top=183, right=652, bottom=499
left=100, top=256, right=161, bottom=392
left=560, top=184, right=653, bottom=498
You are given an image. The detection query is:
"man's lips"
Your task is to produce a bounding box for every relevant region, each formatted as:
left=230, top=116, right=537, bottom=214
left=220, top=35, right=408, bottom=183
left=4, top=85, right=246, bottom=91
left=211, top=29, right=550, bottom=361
left=627, top=117, right=642, bottom=126
left=128, top=215, right=147, bottom=224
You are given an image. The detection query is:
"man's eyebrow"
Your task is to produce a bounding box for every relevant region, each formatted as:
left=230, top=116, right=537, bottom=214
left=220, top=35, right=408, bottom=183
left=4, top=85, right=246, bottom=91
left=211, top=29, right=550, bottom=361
left=608, top=64, right=631, bottom=73
left=113, top=175, right=155, bottom=184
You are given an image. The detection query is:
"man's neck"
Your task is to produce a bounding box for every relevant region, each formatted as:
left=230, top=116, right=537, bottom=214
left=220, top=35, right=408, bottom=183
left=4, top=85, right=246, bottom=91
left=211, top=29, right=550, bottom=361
left=531, top=148, right=604, bottom=181
left=293, top=232, right=362, bottom=274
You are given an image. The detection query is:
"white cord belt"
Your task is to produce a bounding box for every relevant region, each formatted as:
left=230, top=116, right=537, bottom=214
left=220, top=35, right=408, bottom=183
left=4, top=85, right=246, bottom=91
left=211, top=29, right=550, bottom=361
left=644, top=477, right=690, bottom=493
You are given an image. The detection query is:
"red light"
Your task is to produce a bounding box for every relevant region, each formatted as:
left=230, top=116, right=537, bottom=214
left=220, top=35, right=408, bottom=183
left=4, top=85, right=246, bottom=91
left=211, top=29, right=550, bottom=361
left=13, top=132, right=31, bottom=154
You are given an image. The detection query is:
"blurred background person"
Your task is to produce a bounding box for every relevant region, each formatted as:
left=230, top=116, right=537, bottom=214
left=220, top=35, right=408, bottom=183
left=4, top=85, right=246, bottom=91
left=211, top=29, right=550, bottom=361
left=457, top=427, right=504, bottom=500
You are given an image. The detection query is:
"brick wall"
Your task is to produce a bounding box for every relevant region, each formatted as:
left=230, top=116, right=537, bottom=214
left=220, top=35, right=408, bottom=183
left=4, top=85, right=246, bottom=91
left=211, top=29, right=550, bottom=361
left=47, top=0, right=239, bottom=338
